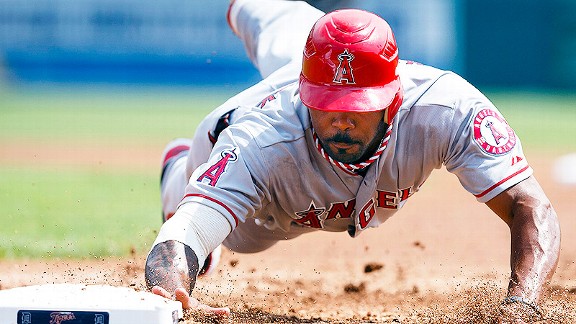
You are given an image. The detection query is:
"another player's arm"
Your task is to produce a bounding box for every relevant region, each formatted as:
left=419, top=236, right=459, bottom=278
left=486, top=175, right=561, bottom=318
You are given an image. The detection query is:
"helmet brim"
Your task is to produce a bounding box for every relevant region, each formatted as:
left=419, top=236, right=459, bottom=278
left=299, top=75, right=401, bottom=112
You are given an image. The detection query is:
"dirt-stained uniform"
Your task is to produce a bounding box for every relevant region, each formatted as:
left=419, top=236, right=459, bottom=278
left=156, top=0, right=532, bottom=261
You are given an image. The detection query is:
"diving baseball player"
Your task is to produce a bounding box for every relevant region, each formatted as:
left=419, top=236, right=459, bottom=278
left=145, top=0, right=560, bottom=322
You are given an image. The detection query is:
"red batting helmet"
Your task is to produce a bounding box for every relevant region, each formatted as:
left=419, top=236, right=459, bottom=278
left=299, top=9, right=403, bottom=123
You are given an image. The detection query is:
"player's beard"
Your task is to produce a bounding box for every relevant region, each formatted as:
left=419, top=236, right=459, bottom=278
left=321, top=120, right=388, bottom=164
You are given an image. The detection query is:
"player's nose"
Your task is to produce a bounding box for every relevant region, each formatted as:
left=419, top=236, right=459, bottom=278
left=331, top=112, right=356, bottom=131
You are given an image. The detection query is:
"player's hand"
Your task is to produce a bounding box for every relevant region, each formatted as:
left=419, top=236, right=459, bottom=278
left=496, top=302, right=542, bottom=324
left=151, top=286, right=231, bottom=318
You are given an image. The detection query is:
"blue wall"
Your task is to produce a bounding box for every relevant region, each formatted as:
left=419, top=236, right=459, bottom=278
left=1, top=0, right=574, bottom=89
left=0, top=0, right=463, bottom=88
left=464, top=0, right=576, bottom=89
left=0, top=0, right=261, bottom=86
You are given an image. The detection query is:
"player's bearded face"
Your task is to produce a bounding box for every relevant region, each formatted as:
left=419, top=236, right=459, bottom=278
left=309, top=109, right=388, bottom=164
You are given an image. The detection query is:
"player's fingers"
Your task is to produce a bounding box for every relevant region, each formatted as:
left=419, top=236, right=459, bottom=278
left=197, top=304, right=231, bottom=317
left=173, top=288, right=196, bottom=309
left=151, top=286, right=172, bottom=299
left=174, top=288, right=231, bottom=317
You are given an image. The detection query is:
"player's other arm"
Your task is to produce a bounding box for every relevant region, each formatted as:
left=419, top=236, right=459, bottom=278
left=485, top=175, right=560, bottom=320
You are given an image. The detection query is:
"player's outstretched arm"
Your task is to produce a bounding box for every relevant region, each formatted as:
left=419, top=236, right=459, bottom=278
left=485, top=175, right=561, bottom=322
left=145, top=240, right=230, bottom=317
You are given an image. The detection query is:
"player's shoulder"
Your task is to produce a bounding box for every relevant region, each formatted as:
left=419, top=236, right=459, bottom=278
left=228, top=82, right=309, bottom=148
left=399, top=60, right=489, bottom=111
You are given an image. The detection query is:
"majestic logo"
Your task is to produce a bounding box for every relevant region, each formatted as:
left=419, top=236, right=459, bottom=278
left=333, top=49, right=356, bottom=84
left=473, top=109, right=516, bottom=155
left=197, top=148, right=238, bottom=186
left=258, top=94, right=276, bottom=108
left=511, top=155, right=524, bottom=166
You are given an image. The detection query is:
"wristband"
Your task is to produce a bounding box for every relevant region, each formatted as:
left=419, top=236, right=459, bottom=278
left=152, top=202, right=232, bottom=270
left=502, top=296, right=542, bottom=315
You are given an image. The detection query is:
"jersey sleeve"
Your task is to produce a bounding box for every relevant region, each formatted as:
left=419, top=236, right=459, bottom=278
left=443, top=84, right=532, bottom=203
left=179, top=123, right=271, bottom=230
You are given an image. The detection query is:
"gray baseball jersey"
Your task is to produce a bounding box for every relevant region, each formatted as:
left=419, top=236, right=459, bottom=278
left=156, top=0, right=532, bottom=253
left=179, top=59, right=532, bottom=238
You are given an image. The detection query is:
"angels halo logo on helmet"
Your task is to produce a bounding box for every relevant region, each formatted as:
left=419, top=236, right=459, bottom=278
left=299, top=9, right=403, bottom=124
left=332, top=49, right=356, bottom=84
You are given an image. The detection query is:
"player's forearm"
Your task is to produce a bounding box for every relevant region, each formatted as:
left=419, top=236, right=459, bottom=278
left=145, top=240, right=200, bottom=295
left=507, top=198, right=560, bottom=303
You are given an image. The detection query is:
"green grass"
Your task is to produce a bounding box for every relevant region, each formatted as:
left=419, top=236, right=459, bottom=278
left=0, top=86, right=229, bottom=144
left=0, top=86, right=575, bottom=258
left=0, top=166, right=159, bottom=258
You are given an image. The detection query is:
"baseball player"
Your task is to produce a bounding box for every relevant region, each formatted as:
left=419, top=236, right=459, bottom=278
left=145, top=0, right=560, bottom=322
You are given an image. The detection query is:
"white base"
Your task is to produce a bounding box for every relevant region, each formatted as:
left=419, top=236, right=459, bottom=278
left=0, top=284, right=182, bottom=324
left=552, top=153, right=576, bottom=185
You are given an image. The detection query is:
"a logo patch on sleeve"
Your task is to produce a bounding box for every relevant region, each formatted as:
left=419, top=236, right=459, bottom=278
left=473, top=108, right=517, bottom=155
left=197, top=148, right=238, bottom=186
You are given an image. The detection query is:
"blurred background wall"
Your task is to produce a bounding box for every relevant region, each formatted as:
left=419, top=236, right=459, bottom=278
left=0, top=0, right=574, bottom=90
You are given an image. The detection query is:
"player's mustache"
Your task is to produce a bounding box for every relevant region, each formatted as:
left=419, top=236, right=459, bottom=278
left=326, top=132, right=361, bottom=145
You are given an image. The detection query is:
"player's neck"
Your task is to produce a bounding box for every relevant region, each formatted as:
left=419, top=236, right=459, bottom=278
left=354, top=122, right=389, bottom=163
